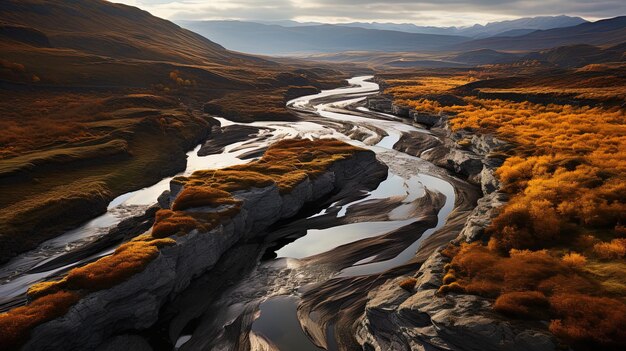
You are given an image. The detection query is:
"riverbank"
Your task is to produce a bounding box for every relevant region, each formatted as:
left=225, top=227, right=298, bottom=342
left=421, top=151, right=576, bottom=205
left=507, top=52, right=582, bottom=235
left=155, top=77, right=485, bottom=351
left=0, top=139, right=388, bottom=350
left=0, top=70, right=349, bottom=265
left=0, top=93, right=214, bottom=264
left=358, top=93, right=556, bottom=350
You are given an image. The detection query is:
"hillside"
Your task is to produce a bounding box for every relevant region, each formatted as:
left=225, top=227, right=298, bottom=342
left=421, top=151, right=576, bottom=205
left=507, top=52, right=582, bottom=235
left=0, top=0, right=347, bottom=263
left=176, top=20, right=470, bottom=55
left=523, top=43, right=625, bottom=67
left=0, top=0, right=282, bottom=90
left=0, top=0, right=231, bottom=64
left=450, top=49, right=521, bottom=65
left=455, top=16, right=626, bottom=51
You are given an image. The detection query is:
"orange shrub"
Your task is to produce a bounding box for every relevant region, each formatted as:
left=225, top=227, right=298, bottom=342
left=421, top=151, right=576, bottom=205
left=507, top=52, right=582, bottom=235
left=442, top=270, right=457, bottom=284
left=399, top=278, right=417, bottom=292
left=0, top=291, right=82, bottom=350
left=440, top=243, right=460, bottom=258
left=152, top=209, right=203, bottom=238
left=562, top=252, right=587, bottom=268
left=437, top=282, right=465, bottom=295
left=549, top=294, right=626, bottom=350
left=574, top=234, right=598, bottom=251
left=487, top=199, right=562, bottom=252
left=449, top=244, right=573, bottom=297
left=592, top=239, right=626, bottom=260
left=150, top=208, right=238, bottom=238
left=494, top=291, right=550, bottom=320
left=451, top=243, right=500, bottom=279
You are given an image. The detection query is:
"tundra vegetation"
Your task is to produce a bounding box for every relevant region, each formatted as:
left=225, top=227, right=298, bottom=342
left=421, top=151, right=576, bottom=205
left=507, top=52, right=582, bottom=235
left=0, top=138, right=364, bottom=349
left=382, top=62, right=626, bottom=350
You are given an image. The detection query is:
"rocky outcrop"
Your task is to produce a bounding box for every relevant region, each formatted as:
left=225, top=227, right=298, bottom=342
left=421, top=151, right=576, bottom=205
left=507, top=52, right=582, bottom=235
left=457, top=191, right=507, bottom=243
left=197, top=125, right=261, bottom=156
left=367, top=95, right=509, bottom=191
left=366, top=96, right=393, bottom=113
left=411, top=110, right=443, bottom=127
left=22, top=151, right=388, bottom=351
left=358, top=94, right=557, bottom=351
left=356, top=253, right=556, bottom=351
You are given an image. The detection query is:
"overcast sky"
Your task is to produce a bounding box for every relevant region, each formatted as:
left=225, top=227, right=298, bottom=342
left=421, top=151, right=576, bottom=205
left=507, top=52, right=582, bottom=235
left=113, top=0, right=624, bottom=26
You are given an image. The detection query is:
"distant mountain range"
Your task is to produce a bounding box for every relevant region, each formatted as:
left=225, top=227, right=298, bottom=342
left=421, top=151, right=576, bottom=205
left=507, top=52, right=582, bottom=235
left=254, top=16, right=587, bottom=38
left=454, top=16, right=626, bottom=51
left=178, top=16, right=626, bottom=56
left=176, top=20, right=469, bottom=55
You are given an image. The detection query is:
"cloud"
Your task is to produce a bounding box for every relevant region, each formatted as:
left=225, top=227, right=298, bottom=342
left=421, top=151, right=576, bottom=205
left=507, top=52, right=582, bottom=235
left=112, top=0, right=626, bottom=26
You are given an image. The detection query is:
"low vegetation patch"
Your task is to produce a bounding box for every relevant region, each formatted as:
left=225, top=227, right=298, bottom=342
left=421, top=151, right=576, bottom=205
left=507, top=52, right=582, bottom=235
left=173, top=138, right=364, bottom=194
left=171, top=187, right=241, bottom=211
left=27, top=237, right=175, bottom=298
left=0, top=291, right=82, bottom=350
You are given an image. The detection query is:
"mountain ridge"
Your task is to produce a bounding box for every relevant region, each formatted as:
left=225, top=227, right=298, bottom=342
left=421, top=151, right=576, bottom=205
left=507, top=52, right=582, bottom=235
left=251, top=15, right=587, bottom=38
left=176, top=20, right=470, bottom=55
left=454, top=16, right=626, bottom=50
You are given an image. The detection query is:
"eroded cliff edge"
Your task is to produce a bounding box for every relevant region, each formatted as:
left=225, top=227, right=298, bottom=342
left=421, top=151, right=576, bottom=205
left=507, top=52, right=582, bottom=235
left=3, top=139, right=388, bottom=351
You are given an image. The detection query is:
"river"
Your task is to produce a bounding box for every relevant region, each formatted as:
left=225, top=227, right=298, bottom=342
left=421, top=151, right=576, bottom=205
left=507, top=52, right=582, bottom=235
left=0, top=76, right=472, bottom=351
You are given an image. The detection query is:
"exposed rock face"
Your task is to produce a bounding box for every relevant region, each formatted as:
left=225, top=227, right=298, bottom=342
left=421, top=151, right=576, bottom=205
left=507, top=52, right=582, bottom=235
left=197, top=125, right=262, bottom=156
left=356, top=254, right=556, bottom=351
left=23, top=151, right=388, bottom=351
left=458, top=192, right=507, bottom=243
left=368, top=95, right=509, bottom=190
left=366, top=95, right=393, bottom=113
left=411, top=111, right=443, bottom=127
left=392, top=104, right=411, bottom=117
left=358, top=94, right=557, bottom=351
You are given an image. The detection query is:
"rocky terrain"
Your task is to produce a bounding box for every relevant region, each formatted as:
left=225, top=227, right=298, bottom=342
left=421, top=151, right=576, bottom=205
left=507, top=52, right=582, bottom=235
left=16, top=143, right=387, bottom=351
left=358, top=94, right=558, bottom=351
left=3, top=74, right=604, bottom=351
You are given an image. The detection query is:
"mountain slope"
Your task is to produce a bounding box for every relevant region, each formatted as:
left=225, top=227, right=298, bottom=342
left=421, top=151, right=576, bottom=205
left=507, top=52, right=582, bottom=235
left=176, top=20, right=470, bottom=55
left=455, top=16, right=626, bottom=50
left=523, top=43, right=626, bottom=67
left=450, top=49, right=521, bottom=64
left=0, top=0, right=347, bottom=263
left=0, top=0, right=285, bottom=90
left=0, top=0, right=234, bottom=64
